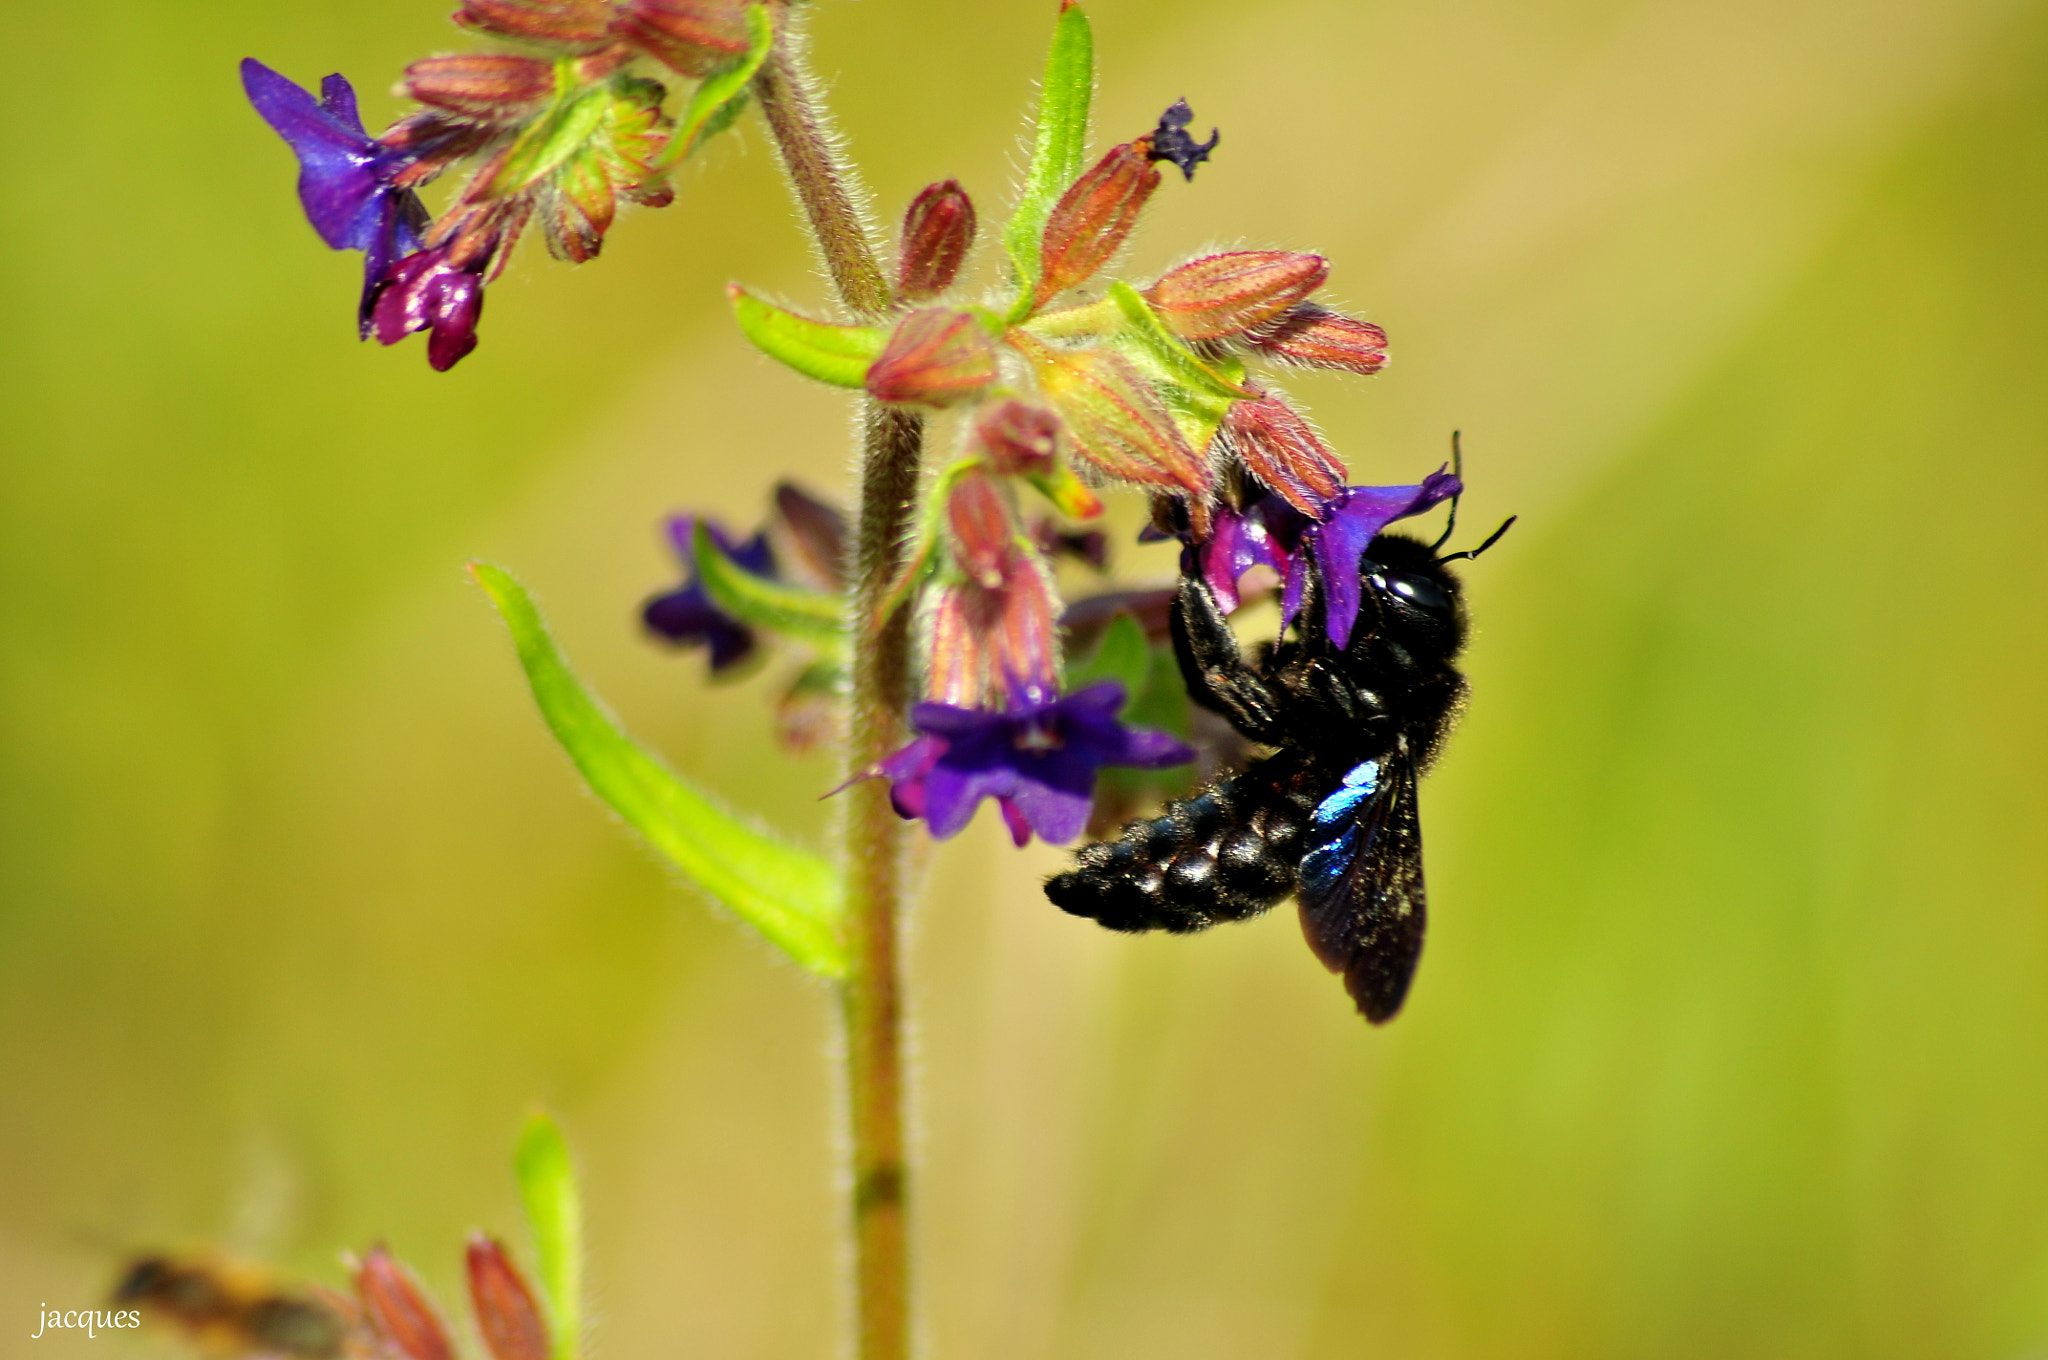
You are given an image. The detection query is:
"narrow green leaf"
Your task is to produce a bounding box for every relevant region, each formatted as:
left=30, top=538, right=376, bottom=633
left=1069, top=611, right=1152, bottom=697
left=729, top=286, right=886, bottom=388
left=489, top=75, right=610, bottom=197
left=514, top=1112, right=581, bottom=1360
left=653, top=4, right=774, bottom=171
left=1003, top=2, right=1094, bottom=307
left=472, top=563, right=847, bottom=977
left=690, top=523, right=845, bottom=656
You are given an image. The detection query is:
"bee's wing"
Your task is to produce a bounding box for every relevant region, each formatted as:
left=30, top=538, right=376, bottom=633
left=1295, top=756, right=1426, bottom=1023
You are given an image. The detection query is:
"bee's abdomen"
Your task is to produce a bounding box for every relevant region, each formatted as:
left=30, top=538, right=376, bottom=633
left=1046, top=752, right=1323, bottom=933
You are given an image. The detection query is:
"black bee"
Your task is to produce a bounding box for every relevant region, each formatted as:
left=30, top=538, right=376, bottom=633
left=1044, top=504, right=1512, bottom=1022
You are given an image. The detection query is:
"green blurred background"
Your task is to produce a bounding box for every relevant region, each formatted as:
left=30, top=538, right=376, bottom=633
left=5, top=0, right=2048, bottom=1354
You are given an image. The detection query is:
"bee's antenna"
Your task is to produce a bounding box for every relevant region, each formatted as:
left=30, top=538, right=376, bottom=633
left=1429, top=430, right=1463, bottom=553
left=1439, top=514, right=1516, bottom=563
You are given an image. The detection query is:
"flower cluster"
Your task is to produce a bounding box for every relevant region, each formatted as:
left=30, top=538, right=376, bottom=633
left=244, top=0, right=773, bottom=368
left=710, top=100, right=1456, bottom=843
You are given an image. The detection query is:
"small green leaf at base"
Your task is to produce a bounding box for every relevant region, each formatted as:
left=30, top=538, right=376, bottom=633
left=471, top=563, right=847, bottom=977
left=729, top=286, right=886, bottom=388
left=514, top=1113, right=581, bottom=1360
left=691, top=523, right=845, bottom=657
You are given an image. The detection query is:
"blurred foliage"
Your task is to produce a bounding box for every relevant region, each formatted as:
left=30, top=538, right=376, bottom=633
left=3, top=0, right=2047, bottom=1357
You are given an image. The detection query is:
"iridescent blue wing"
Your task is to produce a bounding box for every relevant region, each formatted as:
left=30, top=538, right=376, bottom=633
left=1296, top=755, right=1426, bottom=1022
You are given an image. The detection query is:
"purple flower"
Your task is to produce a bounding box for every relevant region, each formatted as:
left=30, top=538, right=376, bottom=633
left=641, top=516, right=777, bottom=673
left=241, top=59, right=429, bottom=334
left=1202, top=468, right=1463, bottom=649
left=370, top=247, right=486, bottom=372
left=879, top=682, right=1194, bottom=846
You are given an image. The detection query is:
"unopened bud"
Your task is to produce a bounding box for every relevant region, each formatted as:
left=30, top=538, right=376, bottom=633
left=773, top=481, right=846, bottom=589
left=897, top=180, right=976, bottom=302
left=974, top=400, right=1061, bottom=477
left=453, top=0, right=619, bottom=48
left=1008, top=333, right=1210, bottom=497
left=1218, top=392, right=1347, bottom=517
left=354, top=1248, right=452, bottom=1360
left=865, top=308, right=997, bottom=408
left=401, top=54, right=556, bottom=121
left=1033, top=140, right=1160, bottom=309
left=1247, top=302, right=1388, bottom=376
left=464, top=1238, right=548, bottom=1360
left=620, top=0, right=750, bottom=76
left=946, top=471, right=1015, bottom=589
left=1145, top=251, right=1327, bottom=341
left=925, top=514, right=1060, bottom=711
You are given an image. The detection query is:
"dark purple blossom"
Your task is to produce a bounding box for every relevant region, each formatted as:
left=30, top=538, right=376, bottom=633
left=240, top=59, right=429, bottom=333
left=1201, top=468, right=1463, bottom=650
left=370, top=247, right=486, bottom=372
left=879, top=682, right=1194, bottom=846
left=642, top=516, right=777, bottom=673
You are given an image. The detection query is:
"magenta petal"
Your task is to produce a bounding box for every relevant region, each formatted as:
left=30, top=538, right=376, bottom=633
left=997, top=797, right=1034, bottom=847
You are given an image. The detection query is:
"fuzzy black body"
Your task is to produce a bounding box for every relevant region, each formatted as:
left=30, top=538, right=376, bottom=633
left=1045, top=532, right=1468, bottom=1022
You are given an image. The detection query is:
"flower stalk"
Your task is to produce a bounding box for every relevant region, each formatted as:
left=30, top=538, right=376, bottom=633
left=753, top=30, right=916, bottom=1360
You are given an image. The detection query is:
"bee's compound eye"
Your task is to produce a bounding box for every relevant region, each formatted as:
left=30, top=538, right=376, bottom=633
left=1386, top=573, right=1450, bottom=611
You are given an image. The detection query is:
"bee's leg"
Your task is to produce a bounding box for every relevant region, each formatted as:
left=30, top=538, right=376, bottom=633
left=1171, top=570, right=1286, bottom=744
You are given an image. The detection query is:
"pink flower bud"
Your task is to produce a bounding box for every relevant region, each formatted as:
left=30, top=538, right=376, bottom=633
left=1217, top=392, right=1347, bottom=517
left=925, top=472, right=1059, bottom=708
left=401, top=55, right=556, bottom=121
left=1009, top=333, right=1211, bottom=497
left=453, top=0, right=620, bottom=49
left=354, top=1248, right=453, bottom=1360
left=973, top=400, right=1061, bottom=478
left=464, top=1238, right=548, bottom=1360
left=1247, top=302, right=1388, bottom=376
left=897, top=180, right=976, bottom=302
left=1033, top=140, right=1161, bottom=309
left=865, top=308, right=997, bottom=408
left=1144, top=251, right=1328, bottom=341
left=620, top=0, right=750, bottom=76
left=946, top=471, right=1014, bottom=588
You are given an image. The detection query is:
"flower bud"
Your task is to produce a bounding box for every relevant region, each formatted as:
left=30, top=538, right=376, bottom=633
left=1217, top=392, right=1347, bottom=518
left=453, top=0, right=620, bottom=48
left=401, top=55, right=556, bottom=121
left=897, top=180, right=976, bottom=302
left=372, top=247, right=485, bottom=370
left=354, top=1248, right=452, bottom=1360
left=1247, top=302, right=1388, bottom=375
left=865, top=308, right=997, bottom=408
left=1145, top=251, right=1328, bottom=341
left=1033, top=140, right=1161, bottom=309
left=464, top=1238, right=548, bottom=1360
left=946, top=470, right=1014, bottom=589
left=619, top=0, right=750, bottom=76
left=773, top=480, right=846, bottom=589
left=1008, top=333, right=1210, bottom=497
left=973, top=399, right=1061, bottom=478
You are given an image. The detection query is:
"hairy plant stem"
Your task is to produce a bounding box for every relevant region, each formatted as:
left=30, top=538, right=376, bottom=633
left=756, top=30, right=919, bottom=1360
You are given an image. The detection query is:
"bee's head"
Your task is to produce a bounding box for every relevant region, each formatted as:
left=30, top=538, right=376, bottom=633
left=1358, top=533, right=1465, bottom=651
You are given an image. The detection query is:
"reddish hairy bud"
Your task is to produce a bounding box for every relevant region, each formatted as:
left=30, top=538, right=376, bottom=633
left=354, top=1248, right=452, bottom=1360
left=865, top=309, right=997, bottom=408
left=896, top=181, right=976, bottom=302
left=1218, top=392, right=1348, bottom=517
left=401, top=55, right=556, bottom=121
left=620, top=0, right=750, bottom=76
left=974, top=399, right=1061, bottom=478
left=1247, top=302, right=1389, bottom=376
left=946, top=470, right=1015, bottom=588
left=1033, top=140, right=1161, bottom=309
left=1009, top=333, right=1210, bottom=497
left=453, top=0, right=620, bottom=48
left=464, top=1238, right=548, bottom=1360
left=923, top=470, right=1059, bottom=707
left=773, top=481, right=846, bottom=589
left=1146, top=251, right=1328, bottom=341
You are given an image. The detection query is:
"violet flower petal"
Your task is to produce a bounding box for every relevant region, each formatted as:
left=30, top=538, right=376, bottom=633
left=1310, top=470, right=1462, bottom=649
left=240, top=59, right=389, bottom=251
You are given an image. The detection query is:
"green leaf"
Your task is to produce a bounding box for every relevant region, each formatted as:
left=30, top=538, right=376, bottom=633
left=1069, top=611, right=1152, bottom=697
left=690, top=522, right=845, bottom=656
left=514, top=1112, right=581, bottom=1360
left=471, top=563, right=847, bottom=977
left=729, top=286, right=886, bottom=388
left=488, top=74, right=611, bottom=197
left=1003, top=2, right=1094, bottom=310
left=654, top=4, right=774, bottom=171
